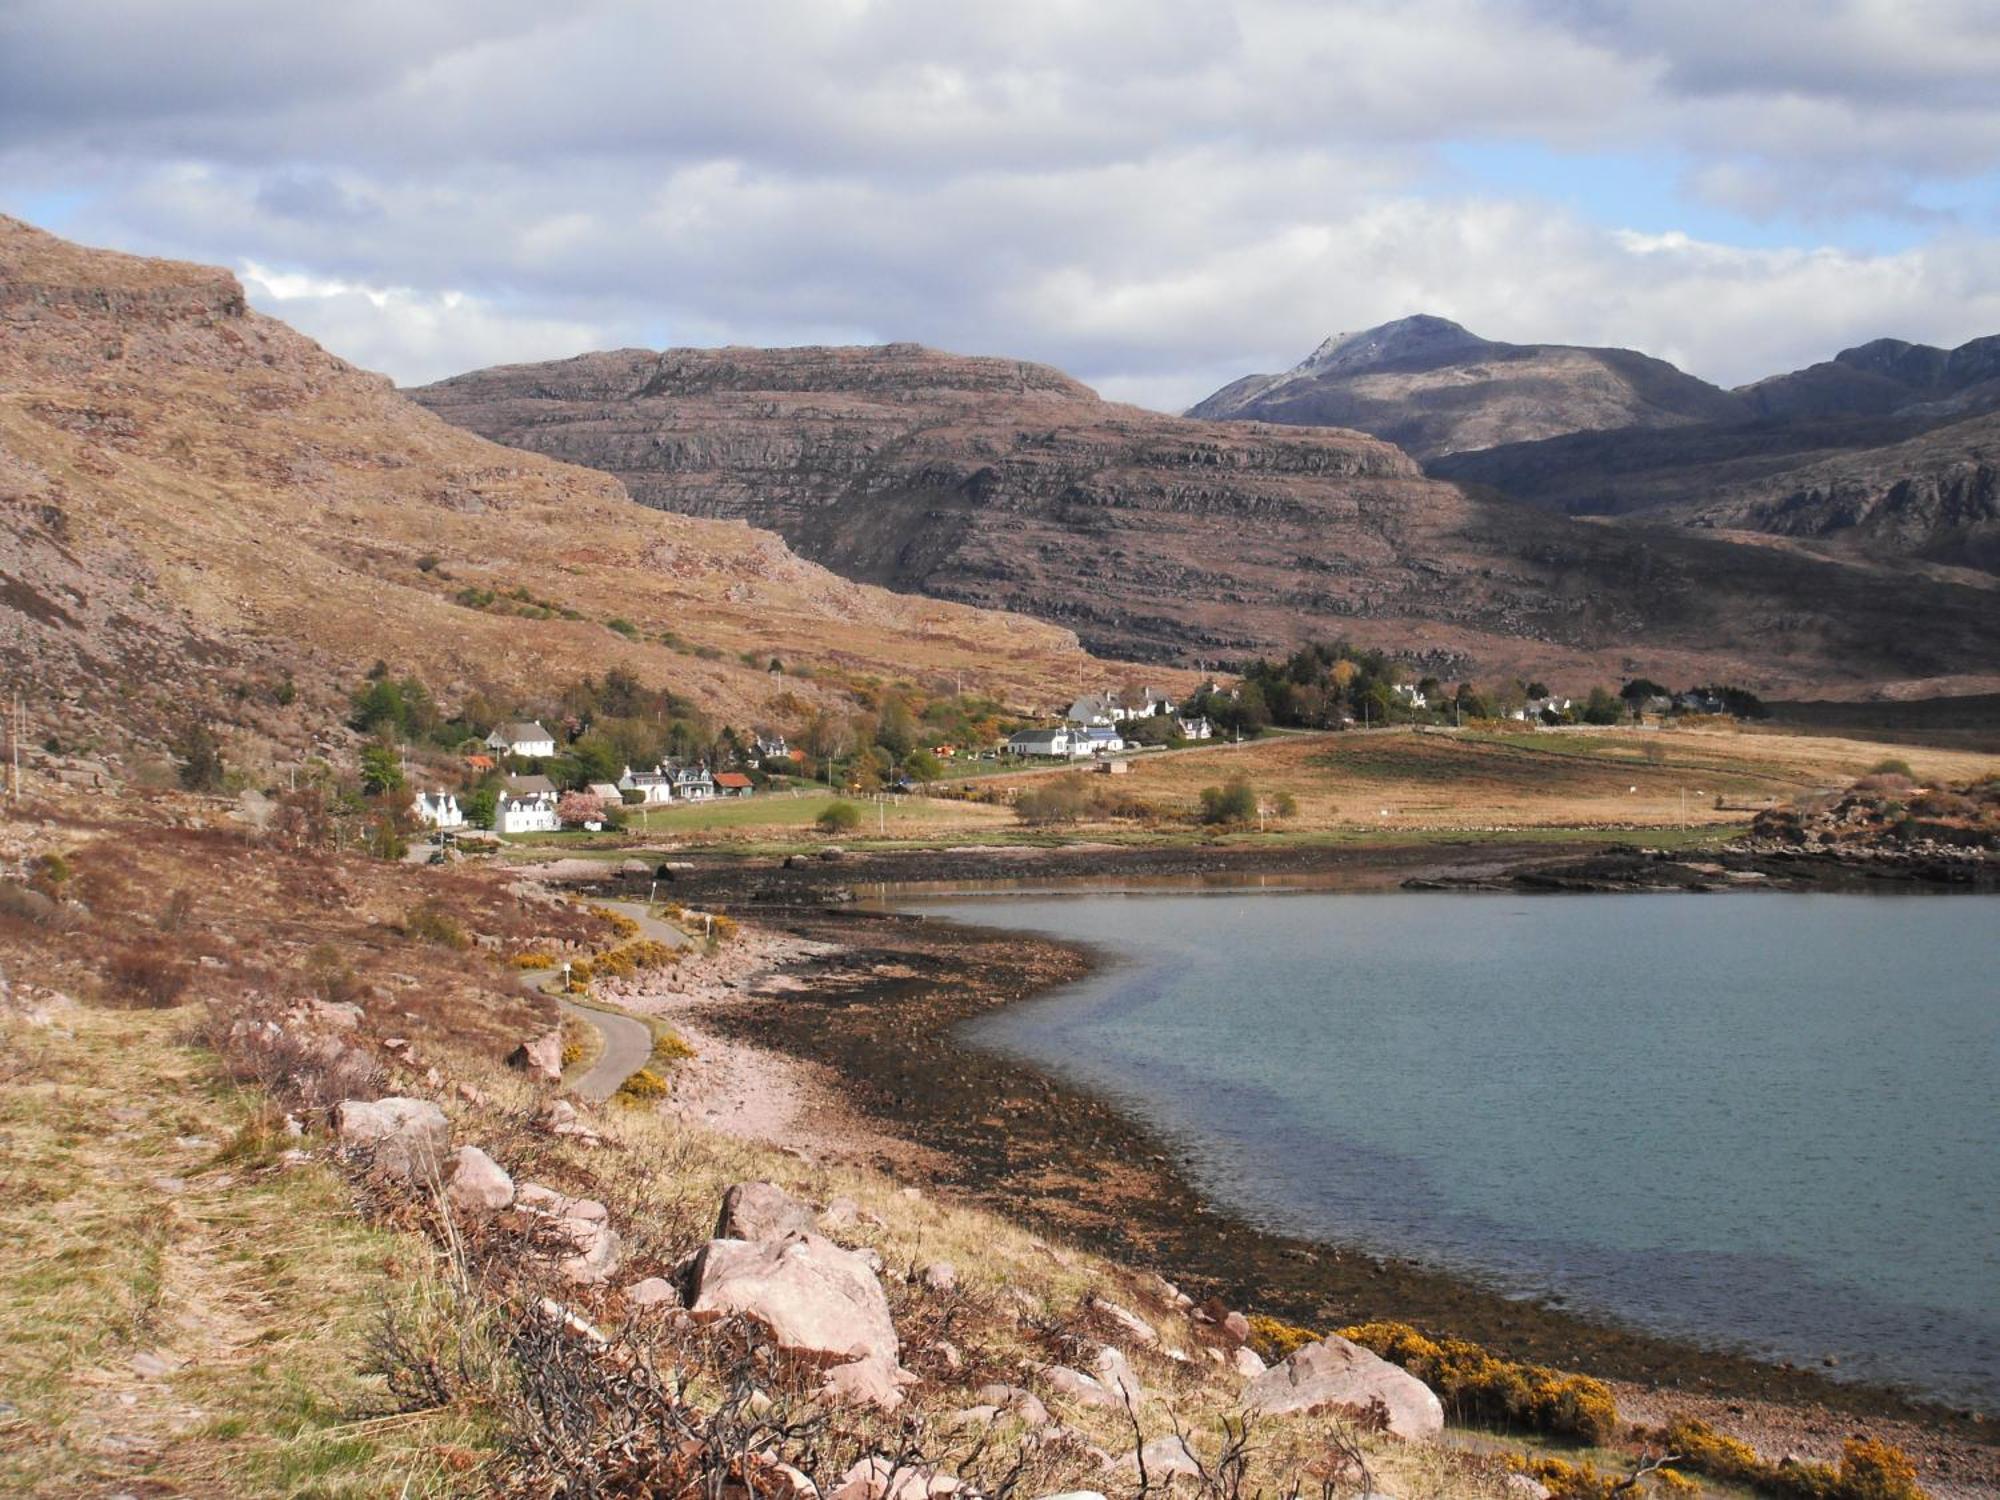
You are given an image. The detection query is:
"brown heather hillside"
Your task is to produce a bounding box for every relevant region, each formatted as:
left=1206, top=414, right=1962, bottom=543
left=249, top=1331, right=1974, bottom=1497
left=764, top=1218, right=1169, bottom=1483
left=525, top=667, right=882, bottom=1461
left=0, top=216, right=1108, bottom=752
left=417, top=344, right=2000, bottom=699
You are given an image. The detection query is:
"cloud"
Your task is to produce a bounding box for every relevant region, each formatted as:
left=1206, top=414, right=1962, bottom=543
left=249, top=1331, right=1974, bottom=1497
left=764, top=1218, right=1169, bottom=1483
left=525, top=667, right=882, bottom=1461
left=3, top=0, right=1998, bottom=404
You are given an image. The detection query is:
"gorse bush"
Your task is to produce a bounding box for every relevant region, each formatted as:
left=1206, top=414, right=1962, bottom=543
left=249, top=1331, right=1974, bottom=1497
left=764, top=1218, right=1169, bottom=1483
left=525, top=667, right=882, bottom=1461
left=1656, top=1420, right=1925, bottom=1500
left=1245, top=1314, right=1319, bottom=1363
left=1340, top=1320, right=1619, bottom=1444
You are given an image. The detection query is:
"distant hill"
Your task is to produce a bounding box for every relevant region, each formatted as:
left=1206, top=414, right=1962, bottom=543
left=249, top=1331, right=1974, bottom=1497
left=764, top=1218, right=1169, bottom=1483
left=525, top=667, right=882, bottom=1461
left=0, top=216, right=1098, bottom=754
left=1185, top=316, right=1746, bottom=459
left=415, top=342, right=2000, bottom=698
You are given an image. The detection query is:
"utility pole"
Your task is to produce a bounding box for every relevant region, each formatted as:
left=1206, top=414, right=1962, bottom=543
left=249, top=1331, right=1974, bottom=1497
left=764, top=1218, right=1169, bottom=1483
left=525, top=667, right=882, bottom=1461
left=8, top=691, right=21, bottom=801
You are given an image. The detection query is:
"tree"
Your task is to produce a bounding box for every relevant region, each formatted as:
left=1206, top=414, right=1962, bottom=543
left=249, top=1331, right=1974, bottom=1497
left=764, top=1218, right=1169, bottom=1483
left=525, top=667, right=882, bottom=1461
left=556, top=791, right=607, bottom=827
left=904, top=749, right=943, bottom=785
left=875, top=698, right=916, bottom=757
left=175, top=719, right=226, bottom=792
left=461, top=785, right=499, bottom=830
left=1581, top=686, right=1624, bottom=725
left=359, top=743, right=405, bottom=798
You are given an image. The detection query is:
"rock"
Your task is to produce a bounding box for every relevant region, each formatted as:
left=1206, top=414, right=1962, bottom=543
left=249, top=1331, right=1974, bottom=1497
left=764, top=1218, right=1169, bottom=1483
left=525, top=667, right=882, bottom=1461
left=716, top=1181, right=817, bottom=1242
left=689, top=1233, right=898, bottom=1364
left=446, top=1145, right=514, bottom=1211
left=1093, top=1344, right=1144, bottom=1404
left=333, top=1097, right=449, bottom=1180
left=129, top=1350, right=180, bottom=1379
left=1034, top=1493, right=1109, bottom=1500
left=1117, top=1435, right=1203, bottom=1479
left=831, top=1457, right=959, bottom=1500
left=1140, top=1271, right=1193, bottom=1309
left=919, top=1261, right=957, bottom=1293
left=1240, top=1335, right=1444, bottom=1440
left=510, top=1030, right=563, bottom=1083
left=627, top=1276, right=681, bottom=1308
left=977, top=1383, right=1052, bottom=1427
left=1221, top=1310, right=1252, bottom=1346
left=306, top=1000, right=364, bottom=1030
left=1090, top=1295, right=1159, bottom=1347
left=1504, top=1476, right=1552, bottom=1500
left=819, top=1354, right=917, bottom=1412
left=1232, top=1346, right=1267, bottom=1379
left=944, top=1404, right=1001, bottom=1430
left=534, top=1297, right=609, bottom=1346
left=819, top=1196, right=860, bottom=1231
left=1038, top=1364, right=1120, bottom=1410
left=932, top=1338, right=963, bottom=1370
left=514, top=1183, right=621, bottom=1285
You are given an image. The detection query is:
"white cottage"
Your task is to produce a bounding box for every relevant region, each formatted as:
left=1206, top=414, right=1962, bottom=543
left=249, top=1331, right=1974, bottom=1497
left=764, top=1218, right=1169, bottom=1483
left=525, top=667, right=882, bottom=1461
left=411, top=789, right=465, bottom=829
left=486, top=720, right=557, bottom=759
left=1008, top=727, right=1072, bottom=758
left=495, top=774, right=560, bottom=834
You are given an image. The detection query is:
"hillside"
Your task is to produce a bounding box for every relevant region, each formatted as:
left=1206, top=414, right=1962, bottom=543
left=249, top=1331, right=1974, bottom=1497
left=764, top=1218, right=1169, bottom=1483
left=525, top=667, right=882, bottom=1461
left=0, top=216, right=1103, bottom=758
left=1184, top=315, right=1746, bottom=459
left=415, top=344, right=2000, bottom=699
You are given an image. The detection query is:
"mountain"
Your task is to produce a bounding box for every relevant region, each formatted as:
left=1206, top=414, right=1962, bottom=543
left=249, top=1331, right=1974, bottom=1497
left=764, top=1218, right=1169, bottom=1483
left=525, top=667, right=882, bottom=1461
left=414, top=343, right=2000, bottom=698
left=0, top=216, right=1100, bottom=753
left=1185, top=316, right=1746, bottom=459
left=1430, top=334, right=2000, bottom=572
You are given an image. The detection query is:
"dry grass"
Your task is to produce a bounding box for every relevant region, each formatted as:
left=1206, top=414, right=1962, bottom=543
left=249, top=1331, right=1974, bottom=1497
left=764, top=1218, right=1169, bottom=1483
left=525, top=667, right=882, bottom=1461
left=970, top=725, right=2000, bottom=836
left=0, top=1003, right=487, bottom=1496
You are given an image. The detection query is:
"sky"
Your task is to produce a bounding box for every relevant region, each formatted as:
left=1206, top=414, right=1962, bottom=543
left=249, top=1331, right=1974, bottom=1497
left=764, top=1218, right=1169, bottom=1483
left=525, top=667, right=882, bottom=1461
left=4, top=0, right=1999, bottom=410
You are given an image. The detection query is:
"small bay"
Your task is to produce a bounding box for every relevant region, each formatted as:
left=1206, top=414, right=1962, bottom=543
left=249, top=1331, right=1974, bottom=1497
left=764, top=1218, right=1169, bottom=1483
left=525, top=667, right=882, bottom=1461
left=924, top=890, right=2000, bottom=1406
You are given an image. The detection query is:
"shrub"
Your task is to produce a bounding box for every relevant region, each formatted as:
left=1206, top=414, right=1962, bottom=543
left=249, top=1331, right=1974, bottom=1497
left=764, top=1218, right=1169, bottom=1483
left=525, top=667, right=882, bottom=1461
left=606, top=617, right=639, bottom=638
left=1198, top=776, right=1258, bottom=826
left=708, top=915, right=738, bottom=943
left=511, top=951, right=556, bottom=970
left=1017, top=779, right=1089, bottom=825
left=26, top=851, right=71, bottom=898
left=1272, top=791, right=1299, bottom=817
left=1341, top=1320, right=1619, bottom=1443
left=201, top=1006, right=385, bottom=1111
left=402, top=902, right=470, bottom=950
left=1868, top=757, right=1916, bottom=779
left=1656, top=1420, right=1924, bottom=1500
left=616, top=1066, right=669, bottom=1102
left=1246, top=1313, right=1320, bottom=1363
left=816, top=801, right=862, bottom=834
left=107, top=942, right=193, bottom=1009
left=650, top=1030, right=696, bottom=1064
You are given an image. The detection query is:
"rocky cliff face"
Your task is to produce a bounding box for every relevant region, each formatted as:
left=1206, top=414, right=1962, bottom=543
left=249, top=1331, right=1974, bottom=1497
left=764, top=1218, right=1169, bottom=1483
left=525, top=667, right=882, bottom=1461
left=0, top=217, right=1096, bottom=747
left=416, top=343, right=2000, bottom=697
left=1185, top=316, right=1746, bottom=459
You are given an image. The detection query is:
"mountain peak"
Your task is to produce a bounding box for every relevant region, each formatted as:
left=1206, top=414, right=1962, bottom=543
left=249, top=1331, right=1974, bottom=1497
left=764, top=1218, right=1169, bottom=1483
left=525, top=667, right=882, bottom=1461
left=1296, top=315, right=1492, bottom=376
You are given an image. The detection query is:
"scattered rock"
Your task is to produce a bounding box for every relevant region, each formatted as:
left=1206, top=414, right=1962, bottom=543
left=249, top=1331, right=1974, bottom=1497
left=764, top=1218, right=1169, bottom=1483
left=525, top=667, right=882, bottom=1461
left=716, top=1181, right=817, bottom=1242
left=1093, top=1345, right=1144, bottom=1404
left=918, top=1261, right=957, bottom=1293
left=831, top=1456, right=958, bottom=1500
left=446, top=1145, right=514, bottom=1212
left=1240, top=1335, right=1444, bottom=1440
left=1038, top=1364, right=1120, bottom=1410
left=129, top=1350, right=180, bottom=1379
left=333, top=1097, right=449, bottom=1180
left=510, top=1030, right=563, bottom=1083
left=1221, top=1310, right=1252, bottom=1346
left=976, top=1383, right=1053, bottom=1427
left=1231, top=1346, right=1267, bottom=1379
left=1504, top=1476, right=1552, bottom=1500
left=818, top=1197, right=860, bottom=1231
left=627, top=1276, right=681, bottom=1308
left=515, top=1183, right=621, bottom=1285
left=689, top=1232, right=898, bottom=1364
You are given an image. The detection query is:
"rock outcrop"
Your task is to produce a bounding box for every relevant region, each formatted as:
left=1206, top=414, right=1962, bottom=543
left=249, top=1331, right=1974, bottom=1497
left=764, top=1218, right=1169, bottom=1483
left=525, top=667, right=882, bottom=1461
left=334, top=1097, right=450, bottom=1180
left=715, top=1180, right=818, bottom=1243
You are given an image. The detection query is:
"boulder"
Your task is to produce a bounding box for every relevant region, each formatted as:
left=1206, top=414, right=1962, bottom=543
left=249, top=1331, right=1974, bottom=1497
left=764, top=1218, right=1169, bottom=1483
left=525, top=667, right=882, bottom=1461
left=716, top=1181, right=817, bottom=1242
left=446, top=1145, right=514, bottom=1211
left=627, top=1276, right=682, bottom=1308
left=334, top=1097, right=449, bottom=1180
left=1504, top=1477, right=1552, bottom=1500
left=1090, top=1295, right=1159, bottom=1346
left=1231, top=1345, right=1267, bottom=1379
left=515, top=1183, right=621, bottom=1285
left=1221, top=1310, right=1252, bottom=1346
left=1116, top=1436, right=1201, bottom=1480
left=1093, top=1345, right=1144, bottom=1404
left=1240, top=1335, right=1443, bottom=1440
left=1038, top=1364, right=1120, bottom=1410
left=976, top=1383, right=1052, bottom=1427
left=818, top=1354, right=917, bottom=1411
left=918, top=1261, right=958, bottom=1293
left=510, top=1030, right=563, bottom=1083
left=830, top=1457, right=958, bottom=1500
left=688, top=1232, right=898, bottom=1364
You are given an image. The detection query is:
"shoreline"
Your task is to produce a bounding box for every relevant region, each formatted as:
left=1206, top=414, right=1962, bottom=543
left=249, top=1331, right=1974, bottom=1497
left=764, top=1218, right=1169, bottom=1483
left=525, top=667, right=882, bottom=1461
left=593, top=839, right=1995, bottom=1492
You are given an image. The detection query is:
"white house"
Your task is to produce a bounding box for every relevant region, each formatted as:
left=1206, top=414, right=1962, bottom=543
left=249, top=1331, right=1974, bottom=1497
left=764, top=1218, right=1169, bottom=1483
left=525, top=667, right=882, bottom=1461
left=1008, top=727, right=1072, bottom=758
left=1135, top=687, right=1176, bottom=717
left=670, top=763, right=717, bottom=801
left=1391, top=685, right=1428, bottom=710
left=1083, top=726, right=1125, bottom=755
left=1176, top=715, right=1214, bottom=741
left=752, top=732, right=789, bottom=762
left=1063, top=695, right=1119, bottom=726
left=619, top=765, right=675, bottom=804
left=495, top=774, right=560, bottom=834
left=486, top=720, right=557, bottom=759
left=411, top=790, right=464, bottom=829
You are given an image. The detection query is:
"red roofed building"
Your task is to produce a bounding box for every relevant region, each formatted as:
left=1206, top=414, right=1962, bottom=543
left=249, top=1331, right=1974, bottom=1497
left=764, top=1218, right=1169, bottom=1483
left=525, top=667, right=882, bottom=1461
left=713, top=772, right=754, bottom=798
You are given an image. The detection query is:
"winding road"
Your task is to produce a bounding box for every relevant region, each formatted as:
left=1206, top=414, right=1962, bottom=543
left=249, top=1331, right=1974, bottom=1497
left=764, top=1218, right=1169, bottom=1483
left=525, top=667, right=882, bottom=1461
left=518, top=898, right=691, bottom=1103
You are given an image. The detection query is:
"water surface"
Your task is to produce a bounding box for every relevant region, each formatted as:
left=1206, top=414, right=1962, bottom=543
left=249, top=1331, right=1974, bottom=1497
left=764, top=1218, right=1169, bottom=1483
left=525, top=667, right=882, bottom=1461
left=924, top=891, right=1999, bottom=1405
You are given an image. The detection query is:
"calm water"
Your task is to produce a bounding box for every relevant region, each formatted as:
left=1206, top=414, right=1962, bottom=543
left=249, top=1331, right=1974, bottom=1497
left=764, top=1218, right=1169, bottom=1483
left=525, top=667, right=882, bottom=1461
left=924, top=891, right=2000, bottom=1406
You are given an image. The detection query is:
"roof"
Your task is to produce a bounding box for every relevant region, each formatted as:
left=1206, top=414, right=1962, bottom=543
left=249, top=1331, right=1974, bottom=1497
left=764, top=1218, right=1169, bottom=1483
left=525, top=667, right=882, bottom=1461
left=713, top=772, right=753, bottom=789
left=496, top=720, right=552, bottom=742
left=1010, top=727, right=1065, bottom=742
left=504, top=774, right=557, bottom=796
left=585, top=782, right=622, bottom=799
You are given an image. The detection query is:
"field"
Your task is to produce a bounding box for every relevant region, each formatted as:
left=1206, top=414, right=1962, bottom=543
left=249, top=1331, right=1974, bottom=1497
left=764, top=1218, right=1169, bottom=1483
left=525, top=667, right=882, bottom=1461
left=505, top=789, right=1018, bottom=851
left=963, top=723, right=2000, bottom=836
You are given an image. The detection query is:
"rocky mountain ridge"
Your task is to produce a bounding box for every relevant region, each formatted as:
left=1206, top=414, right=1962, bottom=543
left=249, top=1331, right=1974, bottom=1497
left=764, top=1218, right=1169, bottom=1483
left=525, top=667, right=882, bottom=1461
left=416, top=342, right=2000, bottom=697
left=0, top=216, right=1099, bottom=754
